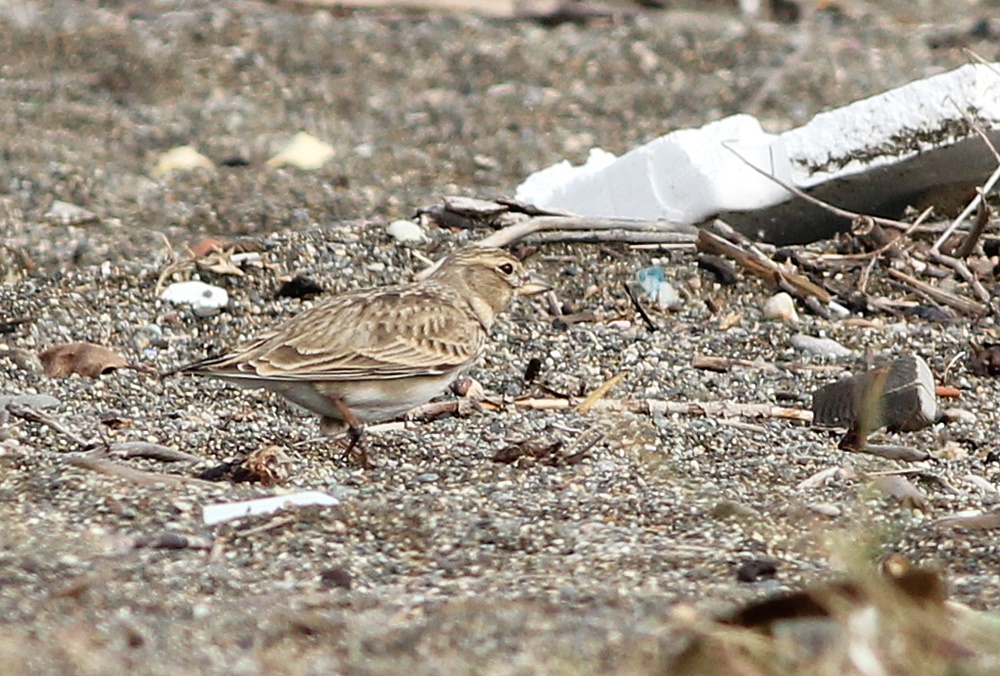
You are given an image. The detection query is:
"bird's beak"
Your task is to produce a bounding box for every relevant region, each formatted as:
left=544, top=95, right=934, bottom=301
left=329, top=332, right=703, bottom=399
left=518, top=274, right=551, bottom=296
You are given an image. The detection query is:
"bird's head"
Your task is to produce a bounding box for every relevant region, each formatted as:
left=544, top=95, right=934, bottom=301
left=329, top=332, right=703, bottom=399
left=431, top=247, right=549, bottom=327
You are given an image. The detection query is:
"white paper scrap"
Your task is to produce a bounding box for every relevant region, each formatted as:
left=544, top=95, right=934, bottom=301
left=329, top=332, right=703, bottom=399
left=203, top=491, right=339, bottom=526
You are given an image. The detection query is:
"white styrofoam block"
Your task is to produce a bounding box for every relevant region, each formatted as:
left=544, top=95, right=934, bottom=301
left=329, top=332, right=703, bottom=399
left=515, top=148, right=617, bottom=208
left=515, top=64, right=1000, bottom=230
left=516, top=114, right=793, bottom=223
left=203, top=491, right=339, bottom=526
left=783, top=63, right=1000, bottom=187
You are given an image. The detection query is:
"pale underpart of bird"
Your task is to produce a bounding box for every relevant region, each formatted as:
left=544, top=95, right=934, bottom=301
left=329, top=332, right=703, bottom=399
left=173, top=246, right=549, bottom=437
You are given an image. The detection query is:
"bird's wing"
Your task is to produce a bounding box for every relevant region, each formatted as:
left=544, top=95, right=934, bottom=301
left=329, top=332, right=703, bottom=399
left=186, top=285, right=485, bottom=381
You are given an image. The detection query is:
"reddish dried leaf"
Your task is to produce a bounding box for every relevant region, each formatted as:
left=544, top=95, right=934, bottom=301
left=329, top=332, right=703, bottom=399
left=39, top=342, right=127, bottom=378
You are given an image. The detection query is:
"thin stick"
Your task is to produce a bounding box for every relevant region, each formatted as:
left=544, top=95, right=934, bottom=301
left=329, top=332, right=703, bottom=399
left=931, top=161, right=1000, bottom=253
left=955, top=193, right=992, bottom=258
left=622, top=283, right=658, bottom=332
left=723, top=142, right=918, bottom=232
left=477, top=214, right=697, bottom=248
left=515, top=396, right=813, bottom=423
left=6, top=403, right=93, bottom=448
left=67, top=454, right=212, bottom=487
left=886, top=268, right=987, bottom=316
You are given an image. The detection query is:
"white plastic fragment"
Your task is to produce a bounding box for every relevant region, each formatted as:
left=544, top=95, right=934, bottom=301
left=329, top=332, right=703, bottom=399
left=516, top=63, right=1000, bottom=243
left=636, top=266, right=681, bottom=310
left=267, top=131, right=335, bottom=170
left=203, top=490, right=339, bottom=526
left=160, top=281, right=229, bottom=317
left=153, top=145, right=215, bottom=177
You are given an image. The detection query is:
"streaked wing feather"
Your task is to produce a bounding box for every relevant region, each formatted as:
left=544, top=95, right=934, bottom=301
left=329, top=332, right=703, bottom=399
left=194, top=284, right=483, bottom=381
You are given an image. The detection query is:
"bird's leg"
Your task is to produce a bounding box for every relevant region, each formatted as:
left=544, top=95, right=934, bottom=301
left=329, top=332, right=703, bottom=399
left=325, top=397, right=371, bottom=468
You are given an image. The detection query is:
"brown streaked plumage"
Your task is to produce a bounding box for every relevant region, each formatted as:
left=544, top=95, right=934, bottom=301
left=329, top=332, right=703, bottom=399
left=174, top=247, right=548, bottom=443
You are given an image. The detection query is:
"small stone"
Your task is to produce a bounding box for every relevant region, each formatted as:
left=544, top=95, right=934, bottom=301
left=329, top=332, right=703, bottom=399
left=387, top=219, right=427, bottom=244
left=45, top=200, right=99, bottom=225
left=277, top=275, right=325, bottom=299
left=940, top=407, right=976, bottom=425
left=806, top=503, right=842, bottom=518
left=790, top=334, right=853, bottom=358
left=827, top=300, right=851, bottom=318
left=266, top=131, right=334, bottom=170
left=161, top=281, right=229, bottom=317
left=152, top=145, right=215, bottom=177
left=712, top=500, right=759, bottom=520
left=735, top=559, right=779, bottom=583
left=763, top=292, right=798, bottom=322
left=0, top=393, right=61, bottom=409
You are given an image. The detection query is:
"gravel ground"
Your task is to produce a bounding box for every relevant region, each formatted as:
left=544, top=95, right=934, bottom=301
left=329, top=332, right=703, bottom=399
left=3, top=0, right=1000, bottom=673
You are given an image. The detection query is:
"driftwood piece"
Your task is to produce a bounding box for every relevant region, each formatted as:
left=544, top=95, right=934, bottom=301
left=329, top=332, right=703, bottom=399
left=67, top=455, right=211, bottom=487
left=420, top=197, right=698, bottom=248
left=696, top=228, right=831, bottom=304
left=886, top=268, right=987, bottom=316
left=479, top=214, right=698, bottom=248
left=403, top=396, right=812, bottom=423
left=511, top=396, right=813, bottom=422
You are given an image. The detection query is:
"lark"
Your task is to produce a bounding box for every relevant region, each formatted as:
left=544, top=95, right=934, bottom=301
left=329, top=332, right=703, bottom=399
left=172, top=247, right=548, bottom=458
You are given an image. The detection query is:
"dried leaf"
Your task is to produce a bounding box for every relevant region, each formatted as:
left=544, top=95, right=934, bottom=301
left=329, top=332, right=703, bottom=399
left=39, top=342, right=127, bottom=378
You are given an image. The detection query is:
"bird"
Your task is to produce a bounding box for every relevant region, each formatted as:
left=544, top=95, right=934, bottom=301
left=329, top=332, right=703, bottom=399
left=171, top=246, right=549, bottom=462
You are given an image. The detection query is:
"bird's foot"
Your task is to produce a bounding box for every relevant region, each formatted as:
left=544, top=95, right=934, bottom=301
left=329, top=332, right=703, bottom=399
left=319, top=418, right=375, bottom=469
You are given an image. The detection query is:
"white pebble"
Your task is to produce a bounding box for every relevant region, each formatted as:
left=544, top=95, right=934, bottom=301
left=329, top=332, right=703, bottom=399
left=45, top=200, right=99, bottom=225
left=762, top=292, right=797, bottom=322
left=827, top=300, right=851, bottom=318
left=387, top=219, right=427, bottom=243
left=266, top=131, right=334, bottom=170
left=161, top=281, right=229, bottom=317
left=152, top=145, right=214, bottom=177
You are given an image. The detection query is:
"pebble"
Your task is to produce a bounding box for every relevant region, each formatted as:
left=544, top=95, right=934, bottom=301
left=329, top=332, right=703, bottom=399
left=387, top=220, right=428, bottom=244
left=0, top=393, right=61, bottom=409
left=806, top=503, right=842, bottom=518
left=160, top=281, right=229, bottom=317
left=152, top=145, right=215, bottom=177
left=789, top=333, right=854, bottom=358
left=827, top=300, right=851, bottom=319
left=762, top=292, right=797, bottom=322
left=44, top=200, right=99, bottom=225
left=266, top=131, right=335, bottom=170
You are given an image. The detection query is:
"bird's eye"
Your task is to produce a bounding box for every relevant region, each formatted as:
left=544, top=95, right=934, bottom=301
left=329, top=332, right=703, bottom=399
left=498, top=263, right=515, bottom=275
